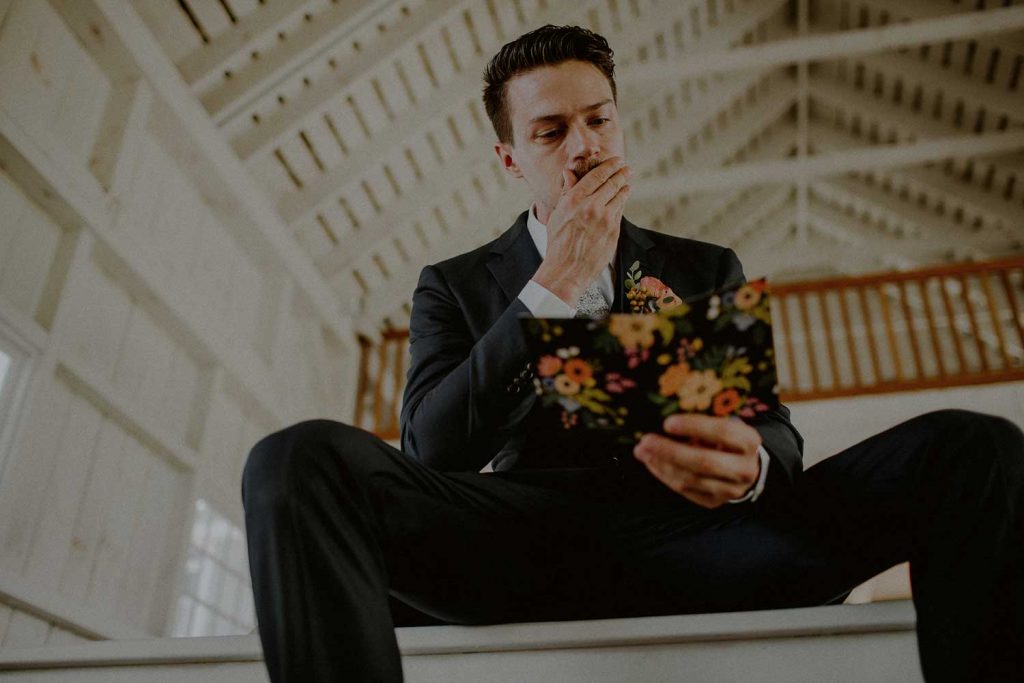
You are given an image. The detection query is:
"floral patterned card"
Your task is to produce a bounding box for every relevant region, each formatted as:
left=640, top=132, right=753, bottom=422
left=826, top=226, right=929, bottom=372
left=518, top=277, right=779, bottom=450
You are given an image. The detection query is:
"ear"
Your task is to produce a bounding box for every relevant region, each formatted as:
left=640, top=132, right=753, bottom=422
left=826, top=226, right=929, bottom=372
left=494, top=142, right=523, bottom=179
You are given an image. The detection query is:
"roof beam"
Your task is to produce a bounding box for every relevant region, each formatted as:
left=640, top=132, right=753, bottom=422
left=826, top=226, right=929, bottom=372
left=810, top=179, right=1009, bottom=258
left=229, top=0, right=464, bottom=158
left=809, top=122, right=1024, bottom=235
left=205, top=0, right=421, bottom=124
left=629, top=67, right=774, bottom=173
left=622, top=5, right=1024, bottom=84
left=176, top=0, right=314, bottom=89
left=83, top=0, right=359, bottom=349
left=357, top=188, right=525, bottom=320
left=633, top=128, right=1024, bottom=199
left=709, top=185, right=794, bottom=246
left=637, top=122, right=796, bottom=237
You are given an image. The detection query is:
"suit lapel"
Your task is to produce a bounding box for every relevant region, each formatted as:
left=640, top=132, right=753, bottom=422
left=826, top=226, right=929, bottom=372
left=486, top=210, right=541, bottom=305
left=488, top=212, right=670, bottom=314
left=612, top=217, right=665, bottom=313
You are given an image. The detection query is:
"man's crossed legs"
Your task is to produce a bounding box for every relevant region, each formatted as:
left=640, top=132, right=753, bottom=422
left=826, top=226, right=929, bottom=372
left=241, top=409, right=1024, bottom=682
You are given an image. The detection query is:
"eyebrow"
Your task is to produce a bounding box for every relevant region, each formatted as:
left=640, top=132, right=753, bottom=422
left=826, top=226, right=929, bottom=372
left=528, top=99, right=613, bottom=125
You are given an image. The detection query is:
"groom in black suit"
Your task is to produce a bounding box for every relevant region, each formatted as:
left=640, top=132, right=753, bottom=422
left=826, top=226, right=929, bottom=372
left=241, top=24, right=1024, bottom=683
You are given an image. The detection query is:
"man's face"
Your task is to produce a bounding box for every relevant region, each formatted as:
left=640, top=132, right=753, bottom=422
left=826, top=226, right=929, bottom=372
left=494, top=59, right=625, bottom=223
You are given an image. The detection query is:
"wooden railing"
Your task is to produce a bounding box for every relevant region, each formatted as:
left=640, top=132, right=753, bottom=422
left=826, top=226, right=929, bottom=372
left=772, top=256, right=1024, bottom=401
left=354, top=329, right=408, bottom=442
left=355, top=257, right=1024, bottom=437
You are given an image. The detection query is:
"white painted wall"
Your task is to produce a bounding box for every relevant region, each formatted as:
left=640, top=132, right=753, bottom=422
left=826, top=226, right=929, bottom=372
left=791, top=381, right=1024, bottom=467
left=0, top=0, right=359, bottom=649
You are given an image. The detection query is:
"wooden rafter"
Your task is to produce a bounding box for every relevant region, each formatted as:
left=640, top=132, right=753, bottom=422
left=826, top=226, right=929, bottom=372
left=623, top=5, right=1024, bottom=83
left=633, top=129, right=1024, bottom=199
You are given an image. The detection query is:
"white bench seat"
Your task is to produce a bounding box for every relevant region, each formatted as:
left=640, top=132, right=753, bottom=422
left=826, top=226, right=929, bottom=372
left=0, top=600, right=922, bottom=682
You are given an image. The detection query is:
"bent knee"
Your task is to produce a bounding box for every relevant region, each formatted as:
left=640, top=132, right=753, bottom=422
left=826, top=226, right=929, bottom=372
left=241, top=419, right=380, bottom=506
left=914, top=409, right=1024, bottom=468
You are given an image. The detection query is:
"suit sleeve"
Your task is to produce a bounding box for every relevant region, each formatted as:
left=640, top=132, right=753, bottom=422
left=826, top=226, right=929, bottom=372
left=399, top=264, right=538, bottom=472
left=716, top=247, right=805, bottom=496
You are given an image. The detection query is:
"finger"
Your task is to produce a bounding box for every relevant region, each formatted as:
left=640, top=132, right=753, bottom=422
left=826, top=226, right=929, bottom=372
left=589, top=165, right=632, bottom=206
left=560, top=167, right=578, bottom=194
left=636, top=453, right=727, bottom=509
left=605, top=178, right=631, bottom=210
left=680, top=487, right=723, bottom=510
left=682, top=470, right=753, bottom=502
left=636, top=433, right=757, bottom=485
left=571, top=156, right=624, bottom=195
left=663, top=414, right=760, bottom=456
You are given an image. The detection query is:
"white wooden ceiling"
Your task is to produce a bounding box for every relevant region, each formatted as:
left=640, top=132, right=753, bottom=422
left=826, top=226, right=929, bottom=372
left=134, top=0, right=1024, bottom=330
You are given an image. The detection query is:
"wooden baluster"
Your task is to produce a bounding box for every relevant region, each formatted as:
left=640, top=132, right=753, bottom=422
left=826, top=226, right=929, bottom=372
left=939, top=275, right=968, bottom=374
left=798, top=292, right=820, bottom=393
left=775, top=294, right=800, bottom=395
left=817, top=290, right=841, bottom=390
left=876, top=282, right=903, bottom=383
left=837, top=286, right=862, bottom=389
left=897, top=279, right=924, bottom=380
left=373, top=339, right=387, bottom=433
left=979, top=271, right=1012, bottom=370
left=918, top=277, right=947, bottom=379
left=999, top=268, right=1024, bottom=364
left=958, top=273, right=989, bottom=373
left=354, top=335, right=372, bottom=429
left=857, top=285, right=883, bottom=385
left=389, top=337, right=404, bottom=435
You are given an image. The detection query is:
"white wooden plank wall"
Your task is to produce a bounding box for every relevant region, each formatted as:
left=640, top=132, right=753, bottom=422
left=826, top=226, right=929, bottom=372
left=0, top=0, right=359, bottom=648
left=0, top=604, right=91, bottom=648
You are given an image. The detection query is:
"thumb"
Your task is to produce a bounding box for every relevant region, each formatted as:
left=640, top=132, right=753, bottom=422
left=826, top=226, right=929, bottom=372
left=561, top=168, right=577, bottom=194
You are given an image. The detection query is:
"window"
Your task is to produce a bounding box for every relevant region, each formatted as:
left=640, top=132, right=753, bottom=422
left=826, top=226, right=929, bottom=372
left=0, top=331, right=30, bottom=480
left=0, top=351, right=9, bottom=390
left=172, top=498, right=256, bottom=637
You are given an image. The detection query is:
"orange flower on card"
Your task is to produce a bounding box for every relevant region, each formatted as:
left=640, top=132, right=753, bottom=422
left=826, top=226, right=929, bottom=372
left=537, top=355, right=562, bottom=377
left=734, top=285, right=762, bottom=311
left=677, top=369, right=723, bottom=411
left=554, top=374, right=581, bottom=396
left=609, top=315, right=660, bottom=351
left=658, top=362, right=691, bottom=397
left=712, top=388, right=742, bottom=416
left=562, top=358, right=593, bottom=383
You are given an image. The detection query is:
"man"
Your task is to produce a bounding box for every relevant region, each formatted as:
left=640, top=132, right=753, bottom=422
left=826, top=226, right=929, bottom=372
left=242, top=25, right=1024, bottom=683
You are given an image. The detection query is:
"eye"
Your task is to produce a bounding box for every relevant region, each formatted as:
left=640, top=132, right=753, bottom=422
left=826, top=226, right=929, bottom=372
left=537, top=128, right=563, bottom=140
left=590, top=117, right=609, bottom=125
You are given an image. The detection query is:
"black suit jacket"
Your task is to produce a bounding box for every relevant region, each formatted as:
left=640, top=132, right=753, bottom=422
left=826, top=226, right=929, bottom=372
left=399, top=211, right=804, bottom=497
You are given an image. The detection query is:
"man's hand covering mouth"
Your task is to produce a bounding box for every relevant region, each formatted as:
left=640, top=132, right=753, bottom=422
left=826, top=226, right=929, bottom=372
left=572, top=157, right=604, bottom=181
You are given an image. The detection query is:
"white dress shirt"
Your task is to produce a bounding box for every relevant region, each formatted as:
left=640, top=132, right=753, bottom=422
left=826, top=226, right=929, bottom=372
left=515, top=205, right=770, bottom=503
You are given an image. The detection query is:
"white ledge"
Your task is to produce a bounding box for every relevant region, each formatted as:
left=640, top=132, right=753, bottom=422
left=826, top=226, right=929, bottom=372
left=0, top=601, right=915, bottom=670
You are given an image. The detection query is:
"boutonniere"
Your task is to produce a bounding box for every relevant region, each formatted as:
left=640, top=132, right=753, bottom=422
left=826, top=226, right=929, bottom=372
left=624, top=260, right=683, bottom=313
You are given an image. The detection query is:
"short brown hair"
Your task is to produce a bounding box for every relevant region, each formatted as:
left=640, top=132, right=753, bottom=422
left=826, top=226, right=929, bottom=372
left=482, top=25, right=617, bottom=145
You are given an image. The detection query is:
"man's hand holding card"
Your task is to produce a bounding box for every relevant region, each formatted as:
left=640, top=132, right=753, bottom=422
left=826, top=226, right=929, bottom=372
left=519, top=276, right=779, bottom=505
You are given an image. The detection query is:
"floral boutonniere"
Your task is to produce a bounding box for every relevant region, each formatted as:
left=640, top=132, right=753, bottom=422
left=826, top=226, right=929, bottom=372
left=624, top=260, right=683, bottom=313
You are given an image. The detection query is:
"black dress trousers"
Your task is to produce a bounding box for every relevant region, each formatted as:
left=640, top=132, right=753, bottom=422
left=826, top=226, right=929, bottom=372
left=240, top=408, right=1024, bottom=682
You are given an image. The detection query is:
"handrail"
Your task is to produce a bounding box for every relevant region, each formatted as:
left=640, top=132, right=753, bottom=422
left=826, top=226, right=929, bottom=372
left=356, top=257, right=1024, bottom=437
left=771, top=256, right=1024, bottom=401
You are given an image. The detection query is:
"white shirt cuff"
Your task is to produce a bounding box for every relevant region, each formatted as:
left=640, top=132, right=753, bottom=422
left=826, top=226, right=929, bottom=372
left=728, top=444, right=770, bottom=504
left=518, top=279, right=577, bottom=317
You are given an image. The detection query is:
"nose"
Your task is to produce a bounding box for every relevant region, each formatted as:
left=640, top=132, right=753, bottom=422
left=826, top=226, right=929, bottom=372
left=565, top=120, right=600, bottom=162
